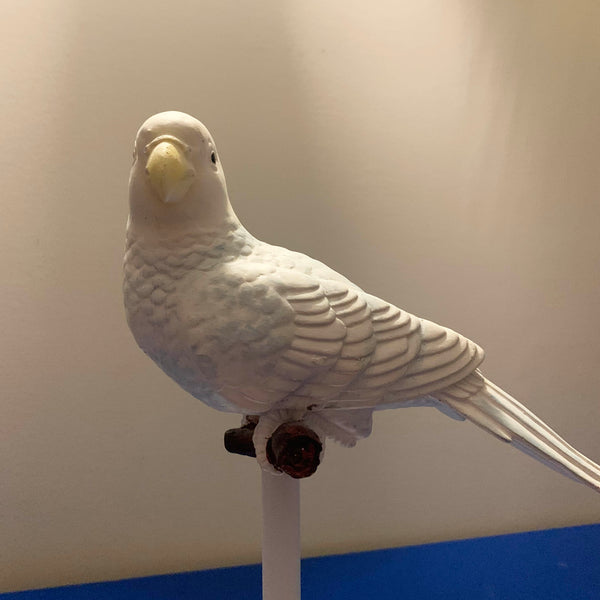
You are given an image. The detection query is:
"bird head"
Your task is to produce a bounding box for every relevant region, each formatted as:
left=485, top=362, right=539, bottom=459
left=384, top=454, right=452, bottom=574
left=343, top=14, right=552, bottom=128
left=128, top=111, right=234, bottom=235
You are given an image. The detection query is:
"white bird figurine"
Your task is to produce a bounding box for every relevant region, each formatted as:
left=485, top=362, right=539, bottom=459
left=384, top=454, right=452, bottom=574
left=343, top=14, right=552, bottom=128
left=124, top=111, right=600, bottom=488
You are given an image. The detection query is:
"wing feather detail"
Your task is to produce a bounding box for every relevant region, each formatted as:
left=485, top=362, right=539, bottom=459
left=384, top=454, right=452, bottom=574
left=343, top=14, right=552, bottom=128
left=275, top=282, right=346, bottom=381
left=389, top=319, right=484, bottom=397
left=218, top=263, right=485, bottom=411
left=291, top=287, right=376, bottom=396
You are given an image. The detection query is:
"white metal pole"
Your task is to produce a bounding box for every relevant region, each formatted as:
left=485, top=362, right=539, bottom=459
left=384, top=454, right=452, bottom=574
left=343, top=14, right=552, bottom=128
left=261, top=469, right=301, bottom=600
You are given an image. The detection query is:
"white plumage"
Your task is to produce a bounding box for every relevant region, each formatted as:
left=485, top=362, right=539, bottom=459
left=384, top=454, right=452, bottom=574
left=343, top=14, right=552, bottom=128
left=124, top=111, right=600, bottom=489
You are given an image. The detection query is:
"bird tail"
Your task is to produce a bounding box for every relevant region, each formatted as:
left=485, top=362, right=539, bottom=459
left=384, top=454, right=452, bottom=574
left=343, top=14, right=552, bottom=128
left=437, top=377, right=600, bottom=492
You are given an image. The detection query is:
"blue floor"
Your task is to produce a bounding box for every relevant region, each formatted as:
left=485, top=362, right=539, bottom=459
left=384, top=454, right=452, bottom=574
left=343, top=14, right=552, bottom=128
left=4, top=524, right=599, bottom=599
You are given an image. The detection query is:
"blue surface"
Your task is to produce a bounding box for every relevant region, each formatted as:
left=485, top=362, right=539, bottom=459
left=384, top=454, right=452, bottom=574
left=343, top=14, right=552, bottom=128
left=4, top=524, right=599, bottom=599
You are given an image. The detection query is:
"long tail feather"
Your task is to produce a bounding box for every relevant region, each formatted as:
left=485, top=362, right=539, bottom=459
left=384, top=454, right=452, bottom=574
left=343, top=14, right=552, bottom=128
left=438, top=377, right=600, bottom=492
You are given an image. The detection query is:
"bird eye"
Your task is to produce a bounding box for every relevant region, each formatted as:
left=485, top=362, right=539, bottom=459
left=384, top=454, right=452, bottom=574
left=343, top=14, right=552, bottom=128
left=210, top=151, right=217, bottom=164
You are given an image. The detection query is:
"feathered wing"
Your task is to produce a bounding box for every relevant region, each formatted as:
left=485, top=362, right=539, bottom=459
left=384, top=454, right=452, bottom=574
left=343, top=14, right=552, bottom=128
left=323, top=294, right=485, bottom=408
left=264, top=279, right=488, bottom=442
left=241, top=246, right=484, bottom=412
left=273, top=279, right=376, bottom=398
left=196, top=264, right=377, bottom=414
left=307, top=289, right=600, bottom=491
left=217, top=258, right=600, bottom=491
left=434, top=375, right=600, bottom=492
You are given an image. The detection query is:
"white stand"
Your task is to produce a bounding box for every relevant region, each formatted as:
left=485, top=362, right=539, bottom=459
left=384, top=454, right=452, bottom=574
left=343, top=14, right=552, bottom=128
left=261, top=470, right=301, bottom=600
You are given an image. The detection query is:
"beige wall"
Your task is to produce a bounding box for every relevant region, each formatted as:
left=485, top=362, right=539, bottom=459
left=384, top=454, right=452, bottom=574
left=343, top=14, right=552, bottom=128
left=3, top=0, right=600, bottom=592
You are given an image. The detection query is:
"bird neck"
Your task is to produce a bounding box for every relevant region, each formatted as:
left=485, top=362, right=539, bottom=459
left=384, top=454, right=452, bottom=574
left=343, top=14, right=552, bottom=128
left=125, top=216, right=255, bottom=277
left=128, top=182, right=243, bottom=244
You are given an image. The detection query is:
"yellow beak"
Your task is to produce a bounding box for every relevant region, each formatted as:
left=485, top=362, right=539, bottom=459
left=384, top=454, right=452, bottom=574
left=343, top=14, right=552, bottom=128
left=146, top=140, right=195, bottom=203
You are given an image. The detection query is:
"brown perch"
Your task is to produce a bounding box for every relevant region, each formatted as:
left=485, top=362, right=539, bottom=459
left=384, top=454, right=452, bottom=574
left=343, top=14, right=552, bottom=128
left=225, top=419, right=322, bottom=479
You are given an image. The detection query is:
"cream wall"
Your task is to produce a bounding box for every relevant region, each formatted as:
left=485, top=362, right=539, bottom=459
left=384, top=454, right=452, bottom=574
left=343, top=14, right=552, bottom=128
left=2, top=0, right=600, bottom=592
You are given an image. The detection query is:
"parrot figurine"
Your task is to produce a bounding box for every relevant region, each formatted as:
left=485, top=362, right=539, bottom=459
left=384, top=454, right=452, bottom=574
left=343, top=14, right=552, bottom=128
left=124, top=111, right=600, bottom=488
